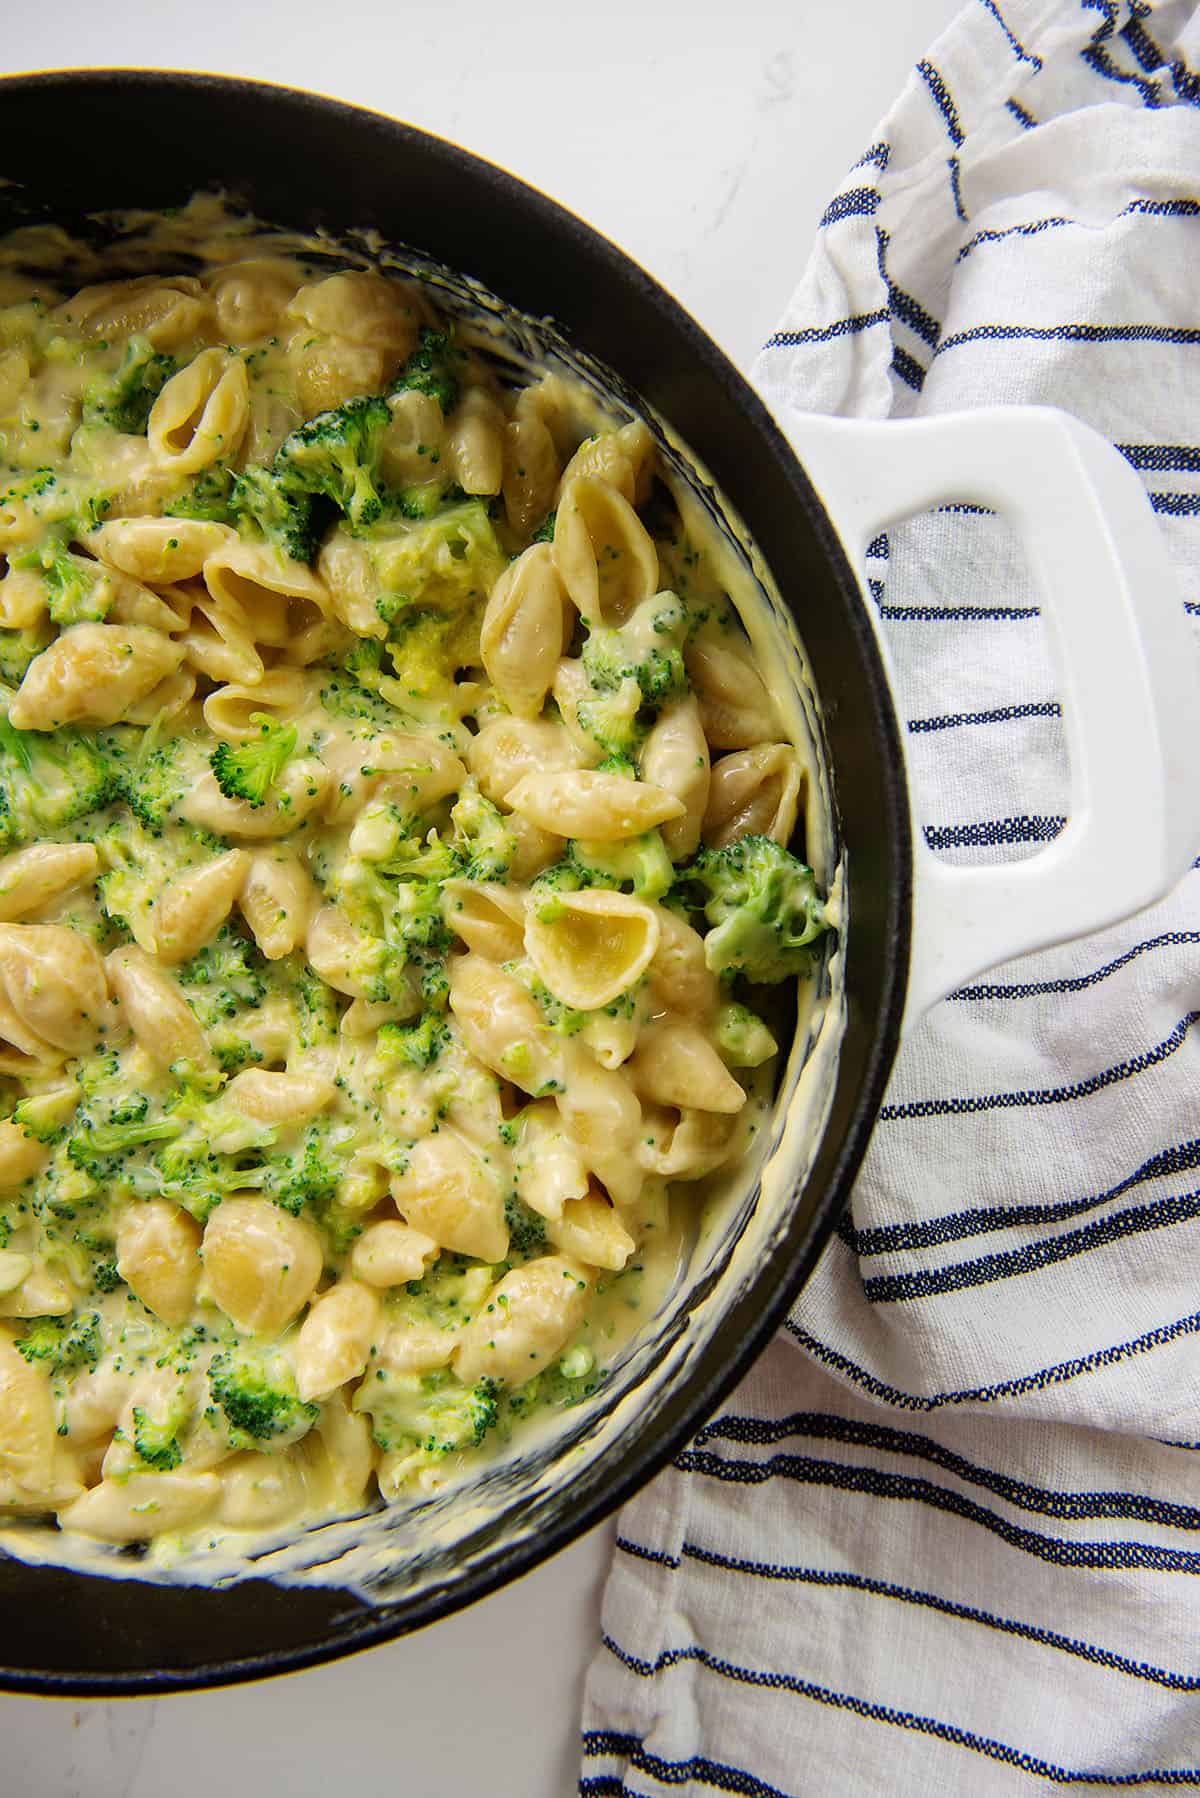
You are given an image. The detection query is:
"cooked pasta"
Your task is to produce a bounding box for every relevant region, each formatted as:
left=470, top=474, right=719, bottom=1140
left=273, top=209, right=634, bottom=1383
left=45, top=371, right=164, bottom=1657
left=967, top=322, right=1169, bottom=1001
left=0, top=210, right=834, bottom=1556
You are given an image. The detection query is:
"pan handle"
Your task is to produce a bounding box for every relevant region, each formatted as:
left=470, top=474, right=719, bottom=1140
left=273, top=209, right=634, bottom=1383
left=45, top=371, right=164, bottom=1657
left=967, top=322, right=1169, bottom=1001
left=775, top=405, right=1200, bottom=1034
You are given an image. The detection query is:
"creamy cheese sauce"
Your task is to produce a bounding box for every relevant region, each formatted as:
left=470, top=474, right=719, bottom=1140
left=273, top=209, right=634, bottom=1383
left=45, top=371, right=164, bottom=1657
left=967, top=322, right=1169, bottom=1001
left=0, top=195, right=844, bottom=1592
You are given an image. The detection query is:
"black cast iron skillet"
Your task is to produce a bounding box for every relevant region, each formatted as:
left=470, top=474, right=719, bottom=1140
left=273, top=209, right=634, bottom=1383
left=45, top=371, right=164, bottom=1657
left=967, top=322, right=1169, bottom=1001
left=0, top=70, right=909, bottom=1693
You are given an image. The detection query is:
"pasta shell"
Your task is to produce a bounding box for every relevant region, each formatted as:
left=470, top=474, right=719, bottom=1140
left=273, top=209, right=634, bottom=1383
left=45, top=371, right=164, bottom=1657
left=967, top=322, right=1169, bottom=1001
left=547, top=1189, right=635, bottom=1272
left=0, top=923, right=110, bottom=1056
left=502, top=410, right=559, bottom=536
left=0, top=1332, right=75, bottom=1507
left=479, top=543, right=571, bottom=718
left=554, top=1046, right=643, bottom=1206
left=288, top=331, right=391, bottom=416
left=553, top=476, right=658, bottom=625
left=9, top=623, right=183, bottom=730
left=381, top=389, right=446, bottom=490
left=201, top=1196, right=323, bottom=1334
left=446, top=387, right=505, bottom=497
left=105, top=944, right=214, bottom=1074
left=217, top=1451, right=310, bottom=1531
left=148, top=349, right=250, bottom=475
left=59, top=1472, right=219, bottom=1542
left=152, top=850, right=249, bottom=964
left=629, top=1018, right=746, bottom=1114
left=636, top=1105, right=738, bottom=1180
left=225, top=1066, right=338, bottom=1126
left=703, top=744, right=803, bottom=849
left=180, top=760, right=331, bottom=841
left=452, top=1256, right=589, bottom=1386
left=0, top=843, right=98, bottom=923
left=320, top=729, right=465, bottom=825
left=525, top=889, right=659, bottom=1012
left=506, top=768, right=684, bottom=841
left=238, top=849, right=318, bottom=961
left=639, top=695, right=710, bottom=861
left=54, top=274, right=210, bottom=349
left=512, top=1100, right=590, bottom=1222
left=210, top=257, right=301, bottom=342
left=467, top=714, right=585, bottom=806
left=286, top=271, right=419, bottom=356
left=0, top=1117, right=50, bottom=1190
left=203, top=538, right=331, bottom=649
left=92, top=517, right=235, bottom=585
left=447, top=954, right=563, bottom=1097
left=202, top=667, right=311, bottom=741
left=684, top=629, right=780, bottom=748
left=390, top=1130, right=508, bottom=1263
left=647, top=906, right=720, bottom=1016
left=350, top=1220, right=439, bottom=1289
left=441, top=880, right=526, bottom=962
left=115, top=1199, right=202, bottom=1326
left=294, top=1280, right=381, bottom=1403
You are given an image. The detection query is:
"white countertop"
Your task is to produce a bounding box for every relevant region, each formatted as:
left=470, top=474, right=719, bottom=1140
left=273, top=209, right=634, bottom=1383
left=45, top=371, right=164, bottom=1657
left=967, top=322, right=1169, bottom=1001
left=2, top=3, right=956, bottom=1792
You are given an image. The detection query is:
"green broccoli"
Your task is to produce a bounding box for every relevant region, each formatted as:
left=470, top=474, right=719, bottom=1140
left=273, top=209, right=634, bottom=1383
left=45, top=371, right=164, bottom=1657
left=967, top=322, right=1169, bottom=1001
left=0, top=623, right=53, bottom=688
left=229, top=465, right=324, bottom=565
left=207, top=1347, right=319, bottom=1448
left=260, top=1119, right=354, bottom=1218
left=714, top=1000, right=778, bottom=1067
left=67, top=1116, right=183, bottom=1178
left=0, top=717, right=117, bottom=848
left=449, top=782, right=516, bottom=882
left=210, top=716, right=297, bottom=808
left=392, top=327, right=463, bottom=415
left=580, top=590, right=688, bottom=711
left=569, top=833, right=674, bottom=901
left=531, top=509, right=557, bottom=546
left=684, top=834, right=830, bottom=983
left=15, top=1310, right=101, bottom=1375
left=108, top=731, right=190, bottom=834
left=11, top=542, right=111, bottom=627
left=176, top=924, right=268, bottom=1026
left=131, top=1402, right=183, bottom=1471
left=377, top=1010, right=449, bottom=1070
left=504, top=1194, right=548, bottom=1259
left=273, top=394, right=391, bottom=529
left=359, top=1367, right=498, bottom=1455
left=164, top=464, right=237, bottom=524
left=83, top=336, right=176, bottom=436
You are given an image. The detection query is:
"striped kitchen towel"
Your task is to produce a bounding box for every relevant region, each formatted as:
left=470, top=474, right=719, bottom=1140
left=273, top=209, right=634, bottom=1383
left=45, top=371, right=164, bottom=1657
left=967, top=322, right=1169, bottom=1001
left=580, top=1, right=1200, bottom=1792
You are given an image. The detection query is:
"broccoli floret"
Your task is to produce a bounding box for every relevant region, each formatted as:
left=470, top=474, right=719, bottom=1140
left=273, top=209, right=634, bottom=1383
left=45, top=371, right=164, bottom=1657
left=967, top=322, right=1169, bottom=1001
left=229, top=465, right=324, bottom=564
left=0, top=717, right=117, bottom=848
left=273, top=394, right=391, bottom=529
left=531, top=509, right=557, bottom=545
left=91, top=1258, right=122, bottom=1295
left=83, top=336, right=176, bottom=436
left=568, top=833, right=674, bottom=901
left=392, top=327, right=463, bottom=415
left=210, top=716, right=297, bottom=808
left=207, top=1348, right=318, bottom=1447
left=504, top=1194, right=548, bottom=1259
left=15, top=1310, right=101, bottom=1375
left=377, top=1010, right=449, bottom=1070
left=580, top=591, right=688, bottom=707
left=67, top=1117, right=183, bottom=1178
left=449, top=782, right=516, bottom=882
left=0, top=623, right=53, bottom=688
left=176, top=924, right=268, bottom=1026
left=164, top=464, right=237, bottom=524
left=260, top=1120, right=353, bottom=1219
left=359, top=1367, right=499, bottom=1455
left=684, top=834, right=830, bottom=983
left=11, top=541, right=111, bottom=627
left=131, top=1402, right=183, bottom=1471
left=714, top=1000, right=778, bottom=1067
left=577, top=676, right=644, bottom=756
left=108, top=731, right=190, bottom=834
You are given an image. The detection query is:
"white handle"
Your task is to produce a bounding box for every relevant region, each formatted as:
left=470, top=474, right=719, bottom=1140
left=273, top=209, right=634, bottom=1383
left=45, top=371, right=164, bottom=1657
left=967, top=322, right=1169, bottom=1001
left=777, top=405, right=1200, bottom=1033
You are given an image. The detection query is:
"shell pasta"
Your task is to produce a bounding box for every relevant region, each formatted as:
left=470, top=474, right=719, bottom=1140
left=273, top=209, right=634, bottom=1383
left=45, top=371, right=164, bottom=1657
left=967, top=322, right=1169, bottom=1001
left=0, top=211, right=834, bottom=1557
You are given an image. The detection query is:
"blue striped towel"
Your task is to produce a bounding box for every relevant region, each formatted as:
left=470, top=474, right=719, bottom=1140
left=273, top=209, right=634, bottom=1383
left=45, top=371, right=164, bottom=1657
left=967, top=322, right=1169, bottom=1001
left=579, top=2, right=1200, bottom=1791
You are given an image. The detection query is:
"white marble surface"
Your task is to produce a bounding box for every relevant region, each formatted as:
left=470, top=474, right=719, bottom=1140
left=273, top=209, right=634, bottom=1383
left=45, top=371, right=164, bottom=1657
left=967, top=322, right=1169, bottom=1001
left=1, top=2, right=957, bottom=1792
